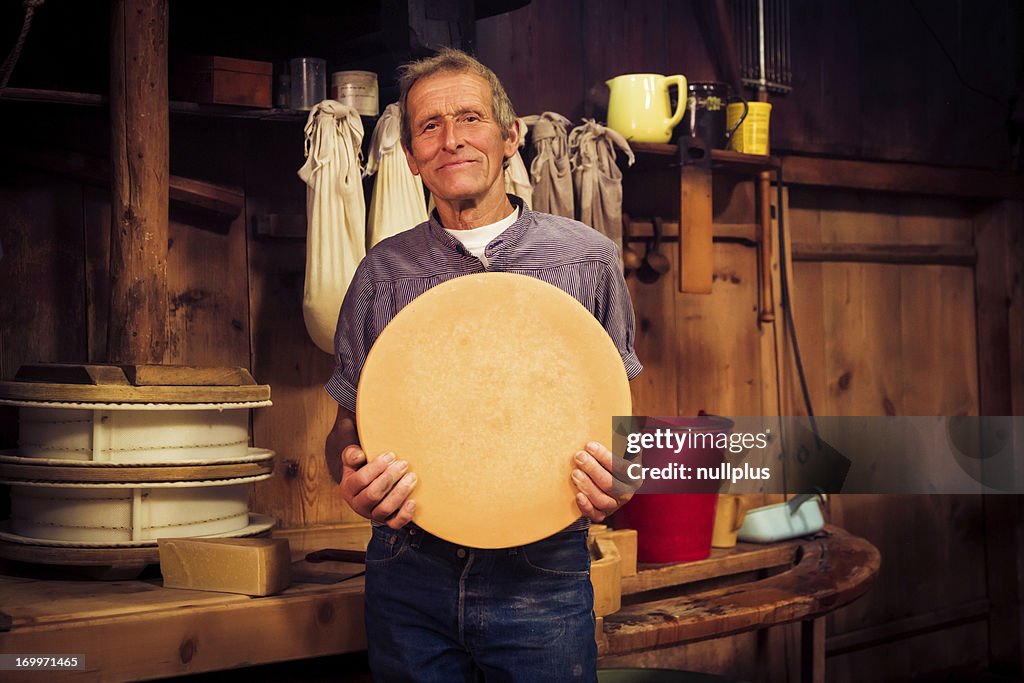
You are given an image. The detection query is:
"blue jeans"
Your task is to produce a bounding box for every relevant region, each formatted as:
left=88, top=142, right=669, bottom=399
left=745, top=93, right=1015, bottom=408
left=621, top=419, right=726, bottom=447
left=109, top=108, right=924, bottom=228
left=364, top=523, right=597, bottom=682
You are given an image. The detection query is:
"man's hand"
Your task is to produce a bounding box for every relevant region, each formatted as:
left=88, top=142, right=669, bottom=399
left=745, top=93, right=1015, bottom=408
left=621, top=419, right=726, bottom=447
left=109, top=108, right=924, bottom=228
left=571, top=441, right=633, bottom=523
left=340, top=445, right=418, bottom=528
left=326, top=405, right=416, bottom=529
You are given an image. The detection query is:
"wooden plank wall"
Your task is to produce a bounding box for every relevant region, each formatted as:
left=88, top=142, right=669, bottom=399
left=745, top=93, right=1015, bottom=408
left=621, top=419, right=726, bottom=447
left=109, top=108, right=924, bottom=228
left=783, top=188, right=991, bottom=680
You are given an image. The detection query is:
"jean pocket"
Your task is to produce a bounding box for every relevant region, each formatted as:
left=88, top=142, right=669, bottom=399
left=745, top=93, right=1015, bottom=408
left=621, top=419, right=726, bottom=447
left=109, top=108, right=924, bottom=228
left=519, top=530, right=591, bottom=578
left=365, top=524, right=411, bottom=565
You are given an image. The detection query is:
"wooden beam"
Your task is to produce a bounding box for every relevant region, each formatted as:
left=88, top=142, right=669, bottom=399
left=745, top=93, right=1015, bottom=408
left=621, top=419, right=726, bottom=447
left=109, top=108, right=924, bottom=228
left=679, top=164, right=714, bottom=293
left=791, top=242, right=977, bottom=266
left=781, top=155, right=1024, bottom=201
left=108, top=0, right=169, bottom=364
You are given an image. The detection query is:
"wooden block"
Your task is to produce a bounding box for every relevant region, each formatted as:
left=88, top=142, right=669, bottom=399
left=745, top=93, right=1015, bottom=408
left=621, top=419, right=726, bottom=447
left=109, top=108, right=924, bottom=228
left=590, top=525, right=637, bottom=577
left=158, top=538, right=291, bottom=596
left=123, top=365, right=257, bottom=387
left=12, top=363, right=256, bottom=387
left=590, top=535, right=622, bottom=617
left=14, top=363, right=129, bottom=385
left=606, top=529, right=638, bottom=577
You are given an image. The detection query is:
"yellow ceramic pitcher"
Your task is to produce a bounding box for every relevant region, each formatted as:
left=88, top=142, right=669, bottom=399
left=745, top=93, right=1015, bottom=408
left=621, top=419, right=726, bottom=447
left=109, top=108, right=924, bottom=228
left=606, top=73, right=687, bottom=143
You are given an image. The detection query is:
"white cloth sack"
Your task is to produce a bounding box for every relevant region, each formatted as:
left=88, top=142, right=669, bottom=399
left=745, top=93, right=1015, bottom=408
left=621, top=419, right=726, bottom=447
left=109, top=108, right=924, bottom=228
left=523, top=112, right=574, bottom=218
left=365, top=103, right=427, bottom=249
left=568, top=118, right=634, bottom=255
left=503, top=118, right=532, bottom=208
left=297, top=100, right=366, bottom=354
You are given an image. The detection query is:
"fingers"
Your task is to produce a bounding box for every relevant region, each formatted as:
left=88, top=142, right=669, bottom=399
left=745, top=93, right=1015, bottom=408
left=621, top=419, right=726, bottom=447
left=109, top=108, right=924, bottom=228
left=574, top=442, right=615, bottom=494
left=340, top=444, right=366, bottom=475
left=372, top=471, right=418, bottom=525
left=385, top=498, right=417, bottom=529
left=341, top=450, right=417, bottom=522
left=572, top=442, right=628, bottom=523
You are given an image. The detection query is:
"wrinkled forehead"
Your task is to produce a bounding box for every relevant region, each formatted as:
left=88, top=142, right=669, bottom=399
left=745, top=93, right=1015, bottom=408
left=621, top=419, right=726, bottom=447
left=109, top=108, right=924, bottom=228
left=406, top=70, right=494, bottom=121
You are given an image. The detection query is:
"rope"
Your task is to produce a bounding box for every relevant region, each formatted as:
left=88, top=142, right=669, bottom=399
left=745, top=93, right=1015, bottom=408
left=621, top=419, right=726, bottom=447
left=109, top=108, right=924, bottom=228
left=0, top=0, right=45, bottom=92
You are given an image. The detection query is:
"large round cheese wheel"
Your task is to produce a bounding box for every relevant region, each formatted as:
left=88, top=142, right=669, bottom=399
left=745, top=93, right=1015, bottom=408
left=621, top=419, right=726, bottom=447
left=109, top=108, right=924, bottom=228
left=357, top=272, right=632, bottom=548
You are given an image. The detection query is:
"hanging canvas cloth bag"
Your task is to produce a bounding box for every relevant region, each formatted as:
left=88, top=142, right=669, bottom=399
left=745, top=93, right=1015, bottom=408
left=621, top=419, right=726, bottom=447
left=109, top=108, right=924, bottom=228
left=503, top=117, right=533, bottom=208
left=523, top=112, right=574, bottom=218
left=297, top=100, right=366, bottom=354
left=568, top=118, right=634, bottom=255
left=365, top=103, right=427, bottom=249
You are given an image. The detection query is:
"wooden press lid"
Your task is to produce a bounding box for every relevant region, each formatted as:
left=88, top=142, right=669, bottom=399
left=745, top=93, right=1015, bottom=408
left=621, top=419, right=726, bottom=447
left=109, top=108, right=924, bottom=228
left=0, top=364, right=271, bottom=404
left=356, top=272, right=632, bottom=549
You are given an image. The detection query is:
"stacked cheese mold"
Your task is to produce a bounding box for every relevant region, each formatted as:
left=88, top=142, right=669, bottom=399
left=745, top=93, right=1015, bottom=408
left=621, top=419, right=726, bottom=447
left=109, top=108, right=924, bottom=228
left=0, top=364, right=274, bottom=566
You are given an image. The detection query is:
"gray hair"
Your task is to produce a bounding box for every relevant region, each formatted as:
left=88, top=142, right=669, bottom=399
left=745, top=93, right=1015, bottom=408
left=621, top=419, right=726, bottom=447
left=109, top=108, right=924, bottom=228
left=397, top=47, right=517, bottom=150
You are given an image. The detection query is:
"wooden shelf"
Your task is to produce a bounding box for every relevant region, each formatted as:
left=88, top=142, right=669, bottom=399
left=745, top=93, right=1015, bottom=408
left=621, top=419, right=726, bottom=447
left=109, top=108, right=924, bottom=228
left=0, top=87, right=309, bottom=122
left=11, top=147, right=245, bottom=219
left=628, top=141, right=781, bottom=175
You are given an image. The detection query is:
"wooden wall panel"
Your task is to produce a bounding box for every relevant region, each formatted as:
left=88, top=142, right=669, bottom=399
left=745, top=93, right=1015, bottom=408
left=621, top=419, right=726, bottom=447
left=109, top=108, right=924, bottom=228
left=0, top=174, right=87, bottom=376
left=163, top=212, right=251, bottom=367
left=476, top=0, right=585, bottom=120
left=828, top=618, right=989, bottom=683
left=626, top=246, right=679, bottom=416
left=676, top=242, right=762, bottom=416
left=783, top=187, right=991, bottom=677
left=83, top=186, right=112, bottom=362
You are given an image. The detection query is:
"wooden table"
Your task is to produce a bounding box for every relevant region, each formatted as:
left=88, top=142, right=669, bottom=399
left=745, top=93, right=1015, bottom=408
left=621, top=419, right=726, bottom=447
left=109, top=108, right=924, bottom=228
left=599, top=526, right=880, bottom=683
left=0, top=525, right=877, bottom=682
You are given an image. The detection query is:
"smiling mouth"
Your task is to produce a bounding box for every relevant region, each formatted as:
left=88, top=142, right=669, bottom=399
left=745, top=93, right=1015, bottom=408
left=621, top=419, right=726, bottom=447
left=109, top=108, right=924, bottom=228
left=439, top=160, right=476, bottom=170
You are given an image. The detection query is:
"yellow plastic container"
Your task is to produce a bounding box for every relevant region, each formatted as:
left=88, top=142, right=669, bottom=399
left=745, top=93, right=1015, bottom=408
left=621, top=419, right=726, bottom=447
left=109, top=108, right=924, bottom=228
left=727, top=101, right=772, bottom=155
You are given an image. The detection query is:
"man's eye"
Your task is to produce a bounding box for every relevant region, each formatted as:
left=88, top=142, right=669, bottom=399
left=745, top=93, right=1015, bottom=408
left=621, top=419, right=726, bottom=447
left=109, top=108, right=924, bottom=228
left=423, top=122, right=438, bottom=131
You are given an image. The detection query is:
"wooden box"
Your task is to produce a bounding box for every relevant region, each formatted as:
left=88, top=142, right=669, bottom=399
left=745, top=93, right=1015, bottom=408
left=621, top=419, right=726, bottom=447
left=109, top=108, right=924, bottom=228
left=173, top=56, right=273, bottom=108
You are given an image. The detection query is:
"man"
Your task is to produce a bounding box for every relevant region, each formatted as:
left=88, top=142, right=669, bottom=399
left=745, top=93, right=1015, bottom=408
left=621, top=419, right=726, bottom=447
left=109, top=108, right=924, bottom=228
left=324, top=48, right=642, bottom=682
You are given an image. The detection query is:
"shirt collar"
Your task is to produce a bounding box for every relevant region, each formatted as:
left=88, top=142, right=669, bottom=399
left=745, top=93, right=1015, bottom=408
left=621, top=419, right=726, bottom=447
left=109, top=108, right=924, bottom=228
left=427, top=195, right=530, bottom=259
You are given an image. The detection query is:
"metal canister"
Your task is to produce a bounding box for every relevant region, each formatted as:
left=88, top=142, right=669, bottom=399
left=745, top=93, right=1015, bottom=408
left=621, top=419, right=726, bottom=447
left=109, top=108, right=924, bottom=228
left=331, top=70, right=379, bottom=117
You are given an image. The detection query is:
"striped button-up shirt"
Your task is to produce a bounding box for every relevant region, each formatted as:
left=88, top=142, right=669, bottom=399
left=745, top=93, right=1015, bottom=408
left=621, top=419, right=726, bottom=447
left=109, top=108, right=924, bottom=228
left=325, top=197, right=642, bottom=410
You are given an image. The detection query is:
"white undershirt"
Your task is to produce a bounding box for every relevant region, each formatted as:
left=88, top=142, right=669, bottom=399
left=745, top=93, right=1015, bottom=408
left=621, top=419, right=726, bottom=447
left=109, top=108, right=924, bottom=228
left=444, top=207, right=519, bottom=269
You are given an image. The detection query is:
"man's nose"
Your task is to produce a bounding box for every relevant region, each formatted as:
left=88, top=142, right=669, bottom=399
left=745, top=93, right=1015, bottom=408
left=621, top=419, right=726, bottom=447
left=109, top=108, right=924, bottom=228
left=441, top=120, right=462, bottom=152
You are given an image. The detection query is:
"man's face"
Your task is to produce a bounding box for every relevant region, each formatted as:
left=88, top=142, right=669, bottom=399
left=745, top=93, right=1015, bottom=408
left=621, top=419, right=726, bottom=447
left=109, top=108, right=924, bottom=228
left=403, top=71, right=519, bottom=205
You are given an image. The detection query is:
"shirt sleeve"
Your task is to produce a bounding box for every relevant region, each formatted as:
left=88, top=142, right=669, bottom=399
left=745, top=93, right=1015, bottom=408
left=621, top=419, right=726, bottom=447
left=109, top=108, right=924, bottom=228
left=597, top=258, right=643, bottom=380
left=324, top=265, right=376, bottom=412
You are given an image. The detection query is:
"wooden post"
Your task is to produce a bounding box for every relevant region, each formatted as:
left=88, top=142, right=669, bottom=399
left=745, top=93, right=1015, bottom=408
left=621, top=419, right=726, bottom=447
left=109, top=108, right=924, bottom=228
left=107, top=0, right=169, bottom=364
left=679, top=164, right=713, bottom=294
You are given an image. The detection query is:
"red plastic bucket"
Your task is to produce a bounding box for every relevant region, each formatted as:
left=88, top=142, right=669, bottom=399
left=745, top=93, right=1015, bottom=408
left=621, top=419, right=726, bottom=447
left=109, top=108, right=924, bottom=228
left=612, top=416, right=732, bottom=563
left=614, top=493, right=718, bottom=563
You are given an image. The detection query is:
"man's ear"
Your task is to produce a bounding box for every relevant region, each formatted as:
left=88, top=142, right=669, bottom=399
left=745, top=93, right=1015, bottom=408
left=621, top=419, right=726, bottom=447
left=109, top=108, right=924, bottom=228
left=503, top=119, right=521, bottom=162
left=403, top=143, right=421, bottom=176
